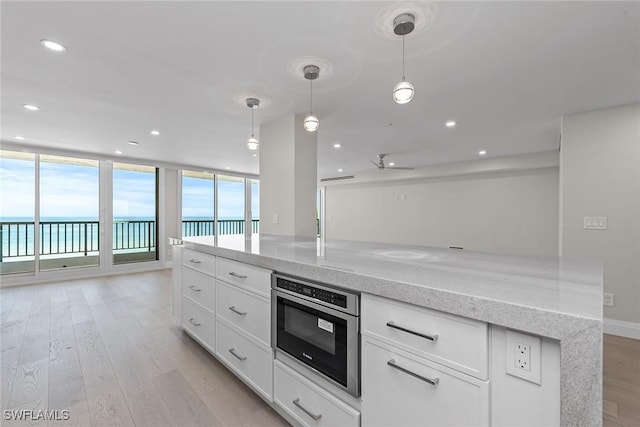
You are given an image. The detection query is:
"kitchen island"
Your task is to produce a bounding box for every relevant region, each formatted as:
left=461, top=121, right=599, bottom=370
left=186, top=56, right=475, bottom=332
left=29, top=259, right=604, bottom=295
left=177, top=233, right=602, bottom=426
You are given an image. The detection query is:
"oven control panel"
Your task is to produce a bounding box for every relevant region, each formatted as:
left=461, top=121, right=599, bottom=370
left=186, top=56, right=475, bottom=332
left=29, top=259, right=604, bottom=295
left=276, top=277, right=348, bottom=309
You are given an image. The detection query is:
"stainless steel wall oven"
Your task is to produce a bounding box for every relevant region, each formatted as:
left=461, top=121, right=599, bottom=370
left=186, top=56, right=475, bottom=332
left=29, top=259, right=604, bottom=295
left=272, top=273, right=360, bottom=397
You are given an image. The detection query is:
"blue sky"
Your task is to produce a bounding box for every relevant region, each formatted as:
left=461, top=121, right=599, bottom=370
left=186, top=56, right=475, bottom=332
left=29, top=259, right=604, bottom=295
left=182, top=176, right=257, bottom=219
left=1, top=156, right=257, bottom=220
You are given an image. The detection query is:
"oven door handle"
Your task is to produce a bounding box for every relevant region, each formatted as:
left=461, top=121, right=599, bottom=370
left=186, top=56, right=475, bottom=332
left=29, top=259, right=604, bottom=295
left=293, top=398, right=322, bottom=421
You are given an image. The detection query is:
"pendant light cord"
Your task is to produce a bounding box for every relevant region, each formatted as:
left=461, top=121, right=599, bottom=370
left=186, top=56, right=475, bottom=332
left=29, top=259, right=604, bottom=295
left=251, top=108, right=255, bottom=138
left=402, top=35, right=406, bottom=80
left=309, top=79, right=313, bottom=114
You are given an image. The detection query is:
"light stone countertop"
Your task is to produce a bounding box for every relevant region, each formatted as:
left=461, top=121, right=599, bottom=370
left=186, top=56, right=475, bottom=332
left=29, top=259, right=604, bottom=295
left=181, top=233, right=603, bottom=426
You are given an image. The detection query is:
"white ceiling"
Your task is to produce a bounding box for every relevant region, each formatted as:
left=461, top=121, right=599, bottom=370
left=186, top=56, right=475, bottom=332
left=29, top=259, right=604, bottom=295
left=2, top=1, right=639, bottom=178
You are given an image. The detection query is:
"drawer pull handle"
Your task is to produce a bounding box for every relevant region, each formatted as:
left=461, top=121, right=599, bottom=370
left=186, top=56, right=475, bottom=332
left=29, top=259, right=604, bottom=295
left=188, top=318, right=201, bottom=327
left=292, top=398, right=322, bottom=421
left=386, top=321, right=438, bottom=342
left=387, top=359, right=439, bottom=386
left=228, top=348, right=247, bottom=361
left=228, top=306, right=247, bottom=316
left=188, top=259, right=202, bottom=264
left=188, top=285, right=202, bottom=292
left=228, top=272, right=248, bottom=279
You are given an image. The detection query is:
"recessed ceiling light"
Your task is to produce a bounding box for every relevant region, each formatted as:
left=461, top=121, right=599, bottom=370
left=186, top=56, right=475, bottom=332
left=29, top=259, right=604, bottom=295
left=128, top=141, right=139, bottom=146
left=478, top=150, right=487, bottom=156
left=225, top=166, right=230, bottom=170
left=14, top=136, right=25, bottom=140
left=150, top=130, right=160, bottom=136
left=252, top=154, right=258, bottom=157
left=333, top=143, right=341, bottom=149
left=445, top=120, right=457, bottom=127
left=40, top=39, right=66, bottom=52
left=389, top=162, right=395, bottom=166
left=23, top=104, right=40, bottom=111
left=338, top=168, right=343, bottom=172
left=115, top=150, right=123, bottom=155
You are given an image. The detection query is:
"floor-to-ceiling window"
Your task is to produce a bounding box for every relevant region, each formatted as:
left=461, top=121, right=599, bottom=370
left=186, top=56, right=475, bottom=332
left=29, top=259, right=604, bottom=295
left=251, top=179, right=259, bottom=234
left=182, top=170, right=215, bottom=237
left=0, top=151, right=36, bottom=274
left=39, top=155, right=100, bottom=271
left=112, top=162, right=158, bottom=264
left=217, top=175, right=245, bottom=235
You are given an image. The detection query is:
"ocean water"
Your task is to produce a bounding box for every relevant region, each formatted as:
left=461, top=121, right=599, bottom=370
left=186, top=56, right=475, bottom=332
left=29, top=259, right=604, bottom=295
left=0, top=216, right=252, bottom=259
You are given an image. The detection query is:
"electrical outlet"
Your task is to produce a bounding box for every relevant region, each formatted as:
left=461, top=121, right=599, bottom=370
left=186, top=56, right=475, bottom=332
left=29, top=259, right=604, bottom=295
left=603, top=293, right=614, bottom=307
left=506, top=330, right=541, bottom=384
left=515, top=342, right=531, bottom=371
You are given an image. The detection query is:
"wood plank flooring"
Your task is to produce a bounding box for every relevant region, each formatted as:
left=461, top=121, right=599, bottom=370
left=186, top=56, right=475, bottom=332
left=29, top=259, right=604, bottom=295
left=0, top=270, right=288, bottom=427
left=1, top=270, right=639, bottom=426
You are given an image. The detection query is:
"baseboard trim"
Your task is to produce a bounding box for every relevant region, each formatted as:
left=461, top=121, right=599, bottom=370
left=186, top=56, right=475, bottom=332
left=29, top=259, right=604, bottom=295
left=604, top=318, right=640, bottom=339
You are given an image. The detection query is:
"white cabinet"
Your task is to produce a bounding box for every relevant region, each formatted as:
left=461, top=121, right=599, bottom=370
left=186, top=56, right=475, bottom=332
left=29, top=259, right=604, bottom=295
left=216, top=319, right=274, bottom=401
left=182, top=267, right=215, bottom=311
left=361, top=293, right=490, bottom=427
left=182, top=297, right=216, bottom=353
left=181, top=250, right=216, bottom=352
left=362, top=293, right=488, bottom=379
left=216, top=280, right=270, bottom=346
left=183, top=248, right=216, bottom=276
left=215, top=256, right=274, bottom=401
left=274, top=360, right=360, bottom=427
left=216, top=257, right=271, bottom=297
left=362, top=339, right=489, bottom=427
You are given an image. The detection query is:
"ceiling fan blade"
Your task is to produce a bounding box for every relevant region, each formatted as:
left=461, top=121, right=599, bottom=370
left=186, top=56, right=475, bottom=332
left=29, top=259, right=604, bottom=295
left=370, top=160, right=382, bottom=168
left=389, top=166, right=414, bottom=170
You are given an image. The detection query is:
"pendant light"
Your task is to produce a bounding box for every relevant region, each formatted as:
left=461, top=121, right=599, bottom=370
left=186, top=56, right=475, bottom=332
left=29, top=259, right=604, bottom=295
left=246, top=98, right=259, bottom=150
left=392, top=13, right=415, bottom=105
left=303, top=65, right=320, bottom=132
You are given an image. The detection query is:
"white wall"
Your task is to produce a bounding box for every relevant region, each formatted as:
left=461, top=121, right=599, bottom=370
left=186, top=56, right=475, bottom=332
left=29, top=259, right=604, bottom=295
left=324, top=154, right=559, bottom=257
left=560, top=103, right=640, bottom=324
left=260, top=114, right=317, bottom=237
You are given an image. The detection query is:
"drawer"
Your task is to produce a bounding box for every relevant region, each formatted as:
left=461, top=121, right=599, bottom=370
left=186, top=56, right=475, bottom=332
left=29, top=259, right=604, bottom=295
left=182, top=267, right=215, bottom=311
left=362, top=338, right=489, bottom=427
left=216, top=257, right=271, bottom=297
left=362, top=293, right=488, bottom=379
left=182, top=297, right=215, bottom=352
left=216, top=319, right=273, bottom=401
left=274, top=360, right=360, bottom=427
left=216, top=280, right=270, bottom=346
left=183, top=248, right=216, bottom=276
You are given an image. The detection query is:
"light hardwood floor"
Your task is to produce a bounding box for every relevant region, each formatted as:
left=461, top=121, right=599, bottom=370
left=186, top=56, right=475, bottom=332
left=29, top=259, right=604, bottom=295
left=1, top=270, right=639, bottom=426
left=1, top=270, right=288, bottom=426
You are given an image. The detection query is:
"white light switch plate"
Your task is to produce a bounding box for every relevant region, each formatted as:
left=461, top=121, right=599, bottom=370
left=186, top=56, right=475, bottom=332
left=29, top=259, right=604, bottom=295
left=583, top=216, right=607, bottom=230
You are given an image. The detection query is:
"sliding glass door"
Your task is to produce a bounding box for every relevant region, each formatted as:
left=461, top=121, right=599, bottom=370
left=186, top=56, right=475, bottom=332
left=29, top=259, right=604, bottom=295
left=182, top=170, right=215, bottom=237
left=0, top=151, right=36, bottom=274
left=39, top=155, right=100, bottom=271
left=217, top=175, right=245, bottom=236
left=112, top=162, right=158, bottom=265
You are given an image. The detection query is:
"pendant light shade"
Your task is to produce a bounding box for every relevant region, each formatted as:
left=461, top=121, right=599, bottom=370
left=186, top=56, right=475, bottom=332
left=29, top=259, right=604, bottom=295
left=303, top=115, right=319, bottom=132
left=393, top=80, right=414, bottom=104
left=247, top=136, right=259, bottom=151
left=392, top=13, right=415, bottom=105
left=303, top=65, right=320, bottom=132
left=246, top=98, right=259, bottom=150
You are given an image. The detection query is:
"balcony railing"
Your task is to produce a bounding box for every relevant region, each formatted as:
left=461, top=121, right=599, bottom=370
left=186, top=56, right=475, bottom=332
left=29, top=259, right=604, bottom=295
left=1, top=219, right=261, bottom=261
left=182, top=219, right=260, bottom=237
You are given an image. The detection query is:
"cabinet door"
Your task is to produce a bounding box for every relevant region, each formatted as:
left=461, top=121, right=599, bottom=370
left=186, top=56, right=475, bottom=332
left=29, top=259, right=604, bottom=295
left=362, top=338, right=489, bottom=427
left=274, top=360, right=360, bottom=427
left=215, top=257, right=271, bottom=297
left=216, top=319, right=273, bottom=401
left=216, top=280, right=270, bottom=346
left=182, top=267, right=215, bottom=311
left=182, top=297, right=215, bottom=353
